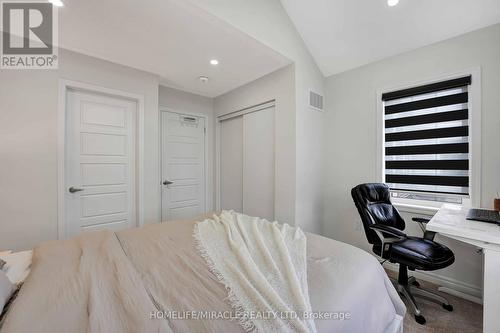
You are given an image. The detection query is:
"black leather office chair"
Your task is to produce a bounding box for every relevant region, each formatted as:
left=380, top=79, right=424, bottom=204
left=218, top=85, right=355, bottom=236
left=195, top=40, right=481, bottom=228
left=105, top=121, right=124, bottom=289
left=351, top=183, right=455, bottom=325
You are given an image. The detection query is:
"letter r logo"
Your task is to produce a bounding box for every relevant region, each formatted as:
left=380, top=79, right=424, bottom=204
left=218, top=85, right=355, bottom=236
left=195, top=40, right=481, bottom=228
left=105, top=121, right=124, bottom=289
left=2, top=2, right=53, bottom=54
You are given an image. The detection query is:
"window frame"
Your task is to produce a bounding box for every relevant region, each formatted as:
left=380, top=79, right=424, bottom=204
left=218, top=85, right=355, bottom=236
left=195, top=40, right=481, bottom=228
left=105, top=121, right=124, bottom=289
left=376, top=69, right=482, bottom=214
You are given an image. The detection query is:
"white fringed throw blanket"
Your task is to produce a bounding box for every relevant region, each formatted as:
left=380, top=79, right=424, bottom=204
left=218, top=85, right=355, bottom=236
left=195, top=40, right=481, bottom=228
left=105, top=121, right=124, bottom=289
left=194, top=211, right=317, bottom=333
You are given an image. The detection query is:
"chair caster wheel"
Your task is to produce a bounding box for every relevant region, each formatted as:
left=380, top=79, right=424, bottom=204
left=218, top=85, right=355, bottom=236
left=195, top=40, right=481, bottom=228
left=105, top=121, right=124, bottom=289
left=414, top=315, right=426, bottom=325
left=442, top=303, right=453, bottom=311
left=411, top=280, right=420, bottom=287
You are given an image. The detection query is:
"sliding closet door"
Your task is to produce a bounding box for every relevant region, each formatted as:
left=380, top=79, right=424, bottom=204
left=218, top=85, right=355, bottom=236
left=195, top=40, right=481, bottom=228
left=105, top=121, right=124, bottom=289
left=242, top=107, right=275, bottom=220
left=220, top=116, right=243, bottom=212
left=219, top=104, right=275, bottom=221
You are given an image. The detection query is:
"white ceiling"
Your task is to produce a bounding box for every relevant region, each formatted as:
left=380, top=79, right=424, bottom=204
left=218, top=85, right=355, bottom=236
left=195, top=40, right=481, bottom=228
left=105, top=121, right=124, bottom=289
left=58, top=0, right=290, bottom=97
left=280, top=0, right=500, bottom=76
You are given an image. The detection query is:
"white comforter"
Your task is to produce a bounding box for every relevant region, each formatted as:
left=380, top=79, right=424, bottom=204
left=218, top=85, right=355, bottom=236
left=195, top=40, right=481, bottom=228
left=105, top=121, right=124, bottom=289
left=2, top=214, right=405, bottom=333
left=306, top=233, right=406, bottom=333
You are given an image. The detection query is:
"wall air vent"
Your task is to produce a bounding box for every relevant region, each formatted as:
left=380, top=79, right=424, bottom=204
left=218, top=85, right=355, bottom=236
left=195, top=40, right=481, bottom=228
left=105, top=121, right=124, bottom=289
left=309, top=90, right=324, bottom=111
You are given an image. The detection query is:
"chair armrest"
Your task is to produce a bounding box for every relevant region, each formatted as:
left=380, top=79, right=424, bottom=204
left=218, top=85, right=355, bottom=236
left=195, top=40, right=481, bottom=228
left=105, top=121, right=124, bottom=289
left=369, top=224, right=406, bottom=259
left=369, top=224, right=406, bottom=240
left=411, top=217, right=436, bottom=240
left=412, top=217, right=431, bottom=224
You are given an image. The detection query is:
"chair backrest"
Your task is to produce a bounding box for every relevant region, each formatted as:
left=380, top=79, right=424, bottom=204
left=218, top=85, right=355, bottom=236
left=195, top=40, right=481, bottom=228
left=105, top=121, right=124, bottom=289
left=351, top=183, right=405, bottom=245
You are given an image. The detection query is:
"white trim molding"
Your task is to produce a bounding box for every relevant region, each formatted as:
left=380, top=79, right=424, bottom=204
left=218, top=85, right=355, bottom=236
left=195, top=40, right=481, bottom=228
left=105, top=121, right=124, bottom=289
left=57, top=79, right=145, bottom=239
left=217, top=100, right=276, bottom=121
left=376, top=68, right=482, bottom=212
left=393, top=202, right=440, bottom=216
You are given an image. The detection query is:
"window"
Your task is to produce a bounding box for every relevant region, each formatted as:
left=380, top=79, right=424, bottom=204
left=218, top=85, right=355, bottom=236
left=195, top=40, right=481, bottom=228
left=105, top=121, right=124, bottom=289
left=381, top=76, right=473, bottom=204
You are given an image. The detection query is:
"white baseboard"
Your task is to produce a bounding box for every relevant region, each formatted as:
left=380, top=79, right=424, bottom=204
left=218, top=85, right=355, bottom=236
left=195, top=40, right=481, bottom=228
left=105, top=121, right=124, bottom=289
left=384, top=262, right=483, bottom=304
left=437, top=286, right=482, bottom=304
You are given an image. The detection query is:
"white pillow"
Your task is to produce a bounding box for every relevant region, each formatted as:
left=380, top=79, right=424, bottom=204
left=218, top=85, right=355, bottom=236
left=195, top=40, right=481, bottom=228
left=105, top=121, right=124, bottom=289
left=0, top=251, right=32, bottom=285
left=0, top=270, right=14, bottom=313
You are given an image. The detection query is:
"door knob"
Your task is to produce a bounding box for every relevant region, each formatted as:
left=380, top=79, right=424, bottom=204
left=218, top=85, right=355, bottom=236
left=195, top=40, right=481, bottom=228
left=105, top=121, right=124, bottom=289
left=68, top=186, right=84, bottom=193
left=163, top=180, right=173, bottom=185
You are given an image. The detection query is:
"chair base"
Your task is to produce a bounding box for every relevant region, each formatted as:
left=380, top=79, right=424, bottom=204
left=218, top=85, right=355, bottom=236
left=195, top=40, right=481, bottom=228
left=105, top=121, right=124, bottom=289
left=391, top=265, right=453, bottom=325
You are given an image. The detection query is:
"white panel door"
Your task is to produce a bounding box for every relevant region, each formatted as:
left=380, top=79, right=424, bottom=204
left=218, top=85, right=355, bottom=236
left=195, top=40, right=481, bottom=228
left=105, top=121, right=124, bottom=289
left=161, top=112, right=206, bottom=221
left=65, top=91, right=136, bottom=237
left=220, top=116, right=243, bottom=212
left=242, top=106, right=275, bottom=220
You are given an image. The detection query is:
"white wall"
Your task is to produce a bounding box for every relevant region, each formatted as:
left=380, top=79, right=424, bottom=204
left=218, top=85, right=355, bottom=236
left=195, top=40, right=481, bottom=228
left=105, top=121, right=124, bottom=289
left=0, top=70, right=59, bottom=252
left=189, top=0, right=325, bottom=233
left=158, top=85, right=215, bottom=212
left=0, top=49, right=161, bottom=251
left=214, top=65, right=296, bottom=224
left=323, top=24, right=500, bottom=296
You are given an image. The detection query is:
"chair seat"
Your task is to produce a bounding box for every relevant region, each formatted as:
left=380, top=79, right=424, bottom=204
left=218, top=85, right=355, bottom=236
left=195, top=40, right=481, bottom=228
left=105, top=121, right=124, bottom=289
left=374, top=236, right=455, bottom=271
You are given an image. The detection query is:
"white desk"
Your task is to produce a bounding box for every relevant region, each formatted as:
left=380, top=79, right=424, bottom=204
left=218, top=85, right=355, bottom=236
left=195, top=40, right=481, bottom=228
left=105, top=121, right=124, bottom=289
left=427, top=204, right=500, bottom=333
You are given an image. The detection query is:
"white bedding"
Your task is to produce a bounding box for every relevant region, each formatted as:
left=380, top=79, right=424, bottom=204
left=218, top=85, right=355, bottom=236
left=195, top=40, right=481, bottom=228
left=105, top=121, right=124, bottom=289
left=0, top=250, right=32, bottom=285
left=2, top=215, right=405, bottom=333
left=306, top=233, right=405, bottom=333
left=195, top=211, right=317, bottom=333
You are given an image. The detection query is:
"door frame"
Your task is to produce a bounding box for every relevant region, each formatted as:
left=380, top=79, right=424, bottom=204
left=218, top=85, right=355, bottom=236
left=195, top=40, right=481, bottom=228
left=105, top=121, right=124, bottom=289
left=215, top=100, right=276, bottom=212
left=159, top=107, right=209, bottom=220
left=57, top=79, right=145, bottom=239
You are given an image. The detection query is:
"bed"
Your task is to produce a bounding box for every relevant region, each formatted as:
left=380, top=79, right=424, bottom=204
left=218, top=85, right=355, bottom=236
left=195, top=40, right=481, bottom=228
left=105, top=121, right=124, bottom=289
left=1, top=215, right=405, bottom=333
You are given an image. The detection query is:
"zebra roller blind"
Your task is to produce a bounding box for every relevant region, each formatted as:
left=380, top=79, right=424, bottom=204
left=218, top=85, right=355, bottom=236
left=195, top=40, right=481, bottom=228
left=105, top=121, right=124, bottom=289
left=382, top=76, right=472, bottom=196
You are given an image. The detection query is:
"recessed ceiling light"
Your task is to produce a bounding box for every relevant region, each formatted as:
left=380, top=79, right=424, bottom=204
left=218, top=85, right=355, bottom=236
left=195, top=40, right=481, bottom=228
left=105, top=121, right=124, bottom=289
left=387, top=0, right=399, bottom=6
left=199, top=76, right=209, bottom=83
left=48, top=0, right=64, bottom=7
left=210, top=59, right=219, bottom=66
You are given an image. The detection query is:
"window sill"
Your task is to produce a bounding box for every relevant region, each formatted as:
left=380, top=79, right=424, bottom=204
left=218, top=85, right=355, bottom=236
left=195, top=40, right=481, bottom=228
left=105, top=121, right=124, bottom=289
left=393, top=202, right=441, bottom=216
